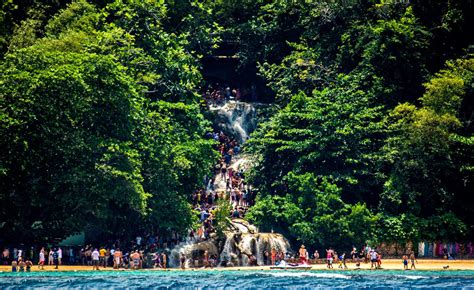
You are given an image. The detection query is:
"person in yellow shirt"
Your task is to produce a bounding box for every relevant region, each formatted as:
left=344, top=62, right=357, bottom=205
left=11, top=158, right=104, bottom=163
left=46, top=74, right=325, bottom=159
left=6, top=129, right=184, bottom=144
left=99, top=247, right=107, bottom=268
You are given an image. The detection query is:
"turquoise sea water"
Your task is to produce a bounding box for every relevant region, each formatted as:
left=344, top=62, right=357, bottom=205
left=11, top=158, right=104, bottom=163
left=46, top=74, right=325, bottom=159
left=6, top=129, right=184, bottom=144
left=1, top=270, right=474, bottom=289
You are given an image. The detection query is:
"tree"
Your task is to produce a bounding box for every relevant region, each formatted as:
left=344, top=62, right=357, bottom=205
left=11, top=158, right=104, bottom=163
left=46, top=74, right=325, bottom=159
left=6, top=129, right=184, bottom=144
left=380, top=56, right=473, bottom=241
left=0, top=45, right=147, bottom=243
left=0, top=0, right=218, bottom=242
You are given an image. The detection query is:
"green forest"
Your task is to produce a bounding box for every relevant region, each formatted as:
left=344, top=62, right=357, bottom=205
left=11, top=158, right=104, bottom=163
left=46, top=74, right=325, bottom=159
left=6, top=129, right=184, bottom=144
left=1, top=0, right=473, bottom=250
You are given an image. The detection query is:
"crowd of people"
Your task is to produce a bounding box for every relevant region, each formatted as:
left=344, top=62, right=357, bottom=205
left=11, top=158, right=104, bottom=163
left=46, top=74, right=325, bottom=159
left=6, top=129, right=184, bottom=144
left=202, top=84, right=241, bottom=106
left=189, top=128, right=256, bottom=242
left=2, top=243, right=172, bottom=271
left=292, top=244, right=385, bottom=270
left=0, top=241, right=458, bottom=272
left=289, top=244, right=423, bottom=271
left=201, top=83, right=258, bottom=106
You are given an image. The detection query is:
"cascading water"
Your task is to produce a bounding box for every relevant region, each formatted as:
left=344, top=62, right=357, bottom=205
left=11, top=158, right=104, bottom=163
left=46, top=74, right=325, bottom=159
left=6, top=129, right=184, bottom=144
left=169, top=100, right=292, bottom=267
left=210, top=101, right=259, bottom=143
left=169, top=240, right=219, bottom=268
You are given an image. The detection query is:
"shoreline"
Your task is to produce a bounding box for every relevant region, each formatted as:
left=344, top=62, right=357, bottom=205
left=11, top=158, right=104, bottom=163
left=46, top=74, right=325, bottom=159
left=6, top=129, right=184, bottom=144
left=1, top=259, right=474, bottom=273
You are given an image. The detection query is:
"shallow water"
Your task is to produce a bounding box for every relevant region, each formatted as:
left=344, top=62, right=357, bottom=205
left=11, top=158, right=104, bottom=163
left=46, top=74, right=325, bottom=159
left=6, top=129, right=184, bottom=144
left=1, top=270, right=474, bottom=289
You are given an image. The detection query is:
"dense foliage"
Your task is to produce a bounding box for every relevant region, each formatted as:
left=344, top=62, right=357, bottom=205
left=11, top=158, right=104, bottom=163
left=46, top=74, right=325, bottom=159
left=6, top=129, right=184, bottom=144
left=233, top=1, right=474, bottom=248
left=0, top=0, right=218, bottom=243
left=1, top=0, right=473, bottom=250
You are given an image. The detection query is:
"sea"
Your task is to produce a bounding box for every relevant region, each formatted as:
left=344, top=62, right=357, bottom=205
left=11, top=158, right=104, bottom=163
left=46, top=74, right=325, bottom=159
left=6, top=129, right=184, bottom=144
left=1, top=269, right=474, bottom=289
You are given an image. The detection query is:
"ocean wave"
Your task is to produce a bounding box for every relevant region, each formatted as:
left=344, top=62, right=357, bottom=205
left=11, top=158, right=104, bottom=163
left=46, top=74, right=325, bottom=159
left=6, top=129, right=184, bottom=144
left=264, top=272, right=350, bottom=279
left=394, top=275, right=429, bottom=280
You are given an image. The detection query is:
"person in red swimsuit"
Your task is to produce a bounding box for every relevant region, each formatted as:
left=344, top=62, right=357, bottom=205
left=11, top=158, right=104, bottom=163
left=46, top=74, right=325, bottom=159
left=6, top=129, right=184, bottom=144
left=299, top=245, right=308, bottom=264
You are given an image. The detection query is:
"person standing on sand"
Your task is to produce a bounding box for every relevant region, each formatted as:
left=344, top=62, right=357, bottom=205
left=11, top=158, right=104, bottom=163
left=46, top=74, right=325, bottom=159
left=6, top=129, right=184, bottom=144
left=410, top=252, right=417, bottom=269
left=264, top=250, right=269, bottom=265
left=38, top=247, right=45, bottom=270
left=299, top=245, right=308, bottom=264
left=18, top=258, right=25, bottom=272
left=326, top=247, right=334, bottom=269
left=57, top=247, right=62, bottom=265
left=131, top=251, right=140, bottom=270
left=11, top=260, right=17, bottom=272
left=180, top=253, right=186, bottom=270
left=161, top=252, right=167, bottom=269
left=370, top=250, right=378, bottom=269
left=351, top=247, right=357, bottom=262
left=203, top=250, right=210, bottom=268
left=271, top=248, right=277, bottom=265
left=92, top=248, right=100, bottom=270
left=53, top=249, right=59, bottom=269
left=69, top=248, right=74, bottom=264
left=25, top=259, right=32, bottom=272
left=99, top=247, right=107, bottom=268
left=314, top=250, right=319, bottom=261
left=2, top=248, right=10, bottom=265
left=338, top=253, right=348, bottom=269
left=402, top=254, right=409, bottom=270
left=48, top=248, right=53, bottom=265
left=113, top=248, right=122, bottom=269
left=342, top=253, right=348, bottom=269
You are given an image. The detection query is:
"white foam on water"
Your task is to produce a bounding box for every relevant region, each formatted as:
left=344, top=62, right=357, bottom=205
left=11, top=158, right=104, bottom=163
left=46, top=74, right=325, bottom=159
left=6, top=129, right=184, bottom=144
left=264, top=272, right=350, bottom=279
left=395, top=275, right=428, bottom=280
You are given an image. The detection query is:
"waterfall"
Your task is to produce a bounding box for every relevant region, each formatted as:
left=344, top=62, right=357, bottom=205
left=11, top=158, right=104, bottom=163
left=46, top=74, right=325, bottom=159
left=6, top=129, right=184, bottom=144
left=210, top=101, right=259, bottom=143
left=169, top=240, right=194, bottom=268
left=239, top=234, right=256, bottom=266
left=167, top=100, right=292, bottom=268
left=169, top=240, right=219, bottom=268
left=205, top=178, right=213, bottom=194
left=219, top=233, right=236, bottom=266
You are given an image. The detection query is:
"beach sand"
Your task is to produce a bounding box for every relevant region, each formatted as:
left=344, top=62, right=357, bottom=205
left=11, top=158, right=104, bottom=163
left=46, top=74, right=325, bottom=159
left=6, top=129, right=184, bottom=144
left=1, top=259, right=473, bottom=272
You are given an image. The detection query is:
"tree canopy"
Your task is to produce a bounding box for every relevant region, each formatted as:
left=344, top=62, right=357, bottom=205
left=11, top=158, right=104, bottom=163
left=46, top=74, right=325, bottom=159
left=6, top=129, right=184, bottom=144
left=0, top=0, right=473, bottom=249
left=0, top=0, right=218, bottom=244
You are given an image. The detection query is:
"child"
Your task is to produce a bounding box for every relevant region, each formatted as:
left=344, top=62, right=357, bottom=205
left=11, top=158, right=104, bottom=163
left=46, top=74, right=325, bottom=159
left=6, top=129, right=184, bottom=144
left=338, top=254, right=344, bottom=269
left=402, top=255, right=409, bottom=270
left=341, top=253, right=348, bottom=269
left=377, top=253, right=382, bottom=269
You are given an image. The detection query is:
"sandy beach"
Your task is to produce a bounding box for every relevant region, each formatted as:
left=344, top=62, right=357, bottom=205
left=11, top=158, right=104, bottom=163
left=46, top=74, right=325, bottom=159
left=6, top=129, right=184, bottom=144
left=1, top=259, right=473, bottom=272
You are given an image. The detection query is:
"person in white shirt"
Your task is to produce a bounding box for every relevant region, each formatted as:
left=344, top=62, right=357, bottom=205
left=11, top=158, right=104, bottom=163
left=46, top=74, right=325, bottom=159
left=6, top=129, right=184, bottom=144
left=92, top=249, right=100, bottom=270
left=48, top=249, right=53, bottom=265
left=58, top=248, right=62, bottom=265
left=38, top=248, right=45, bottom=270
left=370, top=250, right=378, bottom=269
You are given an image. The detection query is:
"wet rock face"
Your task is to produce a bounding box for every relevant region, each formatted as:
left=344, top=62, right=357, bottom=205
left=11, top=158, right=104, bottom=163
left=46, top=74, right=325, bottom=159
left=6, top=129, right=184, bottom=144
left=169, top=100, right=290, bottom=268
left=229, top=219, right=258, bottom=234
left=170, top=219, right=292, bottom=267
left=210, top=101, right=258, bottom=143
